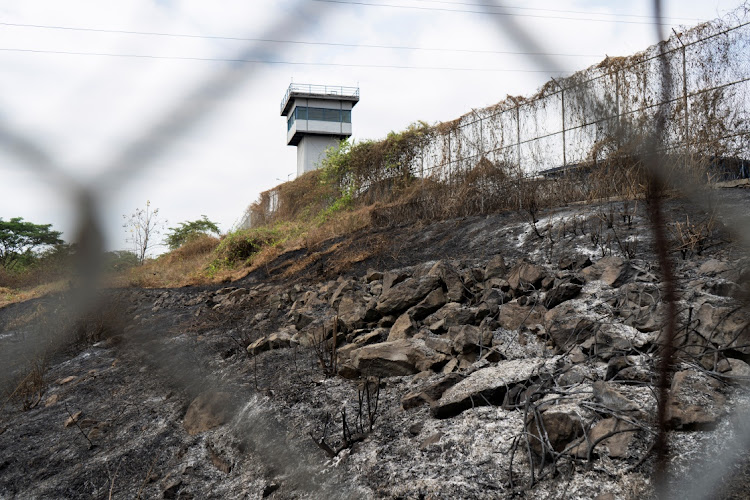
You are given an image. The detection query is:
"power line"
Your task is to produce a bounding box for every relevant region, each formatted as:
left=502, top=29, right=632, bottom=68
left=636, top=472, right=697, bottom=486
left=0, top=47, right=575, bottom=72
left=310, top=0, right=690, bottom=26
left=405, top=0, right=706, bottom=23
left=0, top=21, right=603, bottom=58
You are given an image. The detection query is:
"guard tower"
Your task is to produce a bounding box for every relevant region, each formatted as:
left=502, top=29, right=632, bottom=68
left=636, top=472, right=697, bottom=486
left=281, top=83, right=360, bottom=176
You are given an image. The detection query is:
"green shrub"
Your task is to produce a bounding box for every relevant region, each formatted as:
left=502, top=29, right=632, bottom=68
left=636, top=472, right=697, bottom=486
left=165, top=216, right=221, bottom=250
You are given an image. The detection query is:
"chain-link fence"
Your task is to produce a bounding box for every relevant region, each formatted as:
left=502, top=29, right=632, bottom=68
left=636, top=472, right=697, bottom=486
left=414, top=15, right=750, bottom=181
left=3, top=1, right=750, bottom=498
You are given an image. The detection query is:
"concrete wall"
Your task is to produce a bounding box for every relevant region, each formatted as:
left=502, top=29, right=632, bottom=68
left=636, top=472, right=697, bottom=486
left=297, top=135, right=342, bottom=176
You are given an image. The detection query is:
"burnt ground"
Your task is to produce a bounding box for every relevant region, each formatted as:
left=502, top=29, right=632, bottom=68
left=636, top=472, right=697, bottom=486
left=1, top=191, right=750, bottom=499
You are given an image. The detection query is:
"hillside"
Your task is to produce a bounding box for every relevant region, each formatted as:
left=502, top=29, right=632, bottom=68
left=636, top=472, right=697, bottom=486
left=2, top=190, right=750, bottom=498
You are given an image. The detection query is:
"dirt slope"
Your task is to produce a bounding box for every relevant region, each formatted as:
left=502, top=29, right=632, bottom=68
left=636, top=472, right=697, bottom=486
left=2, top=194, right=750, bottom=499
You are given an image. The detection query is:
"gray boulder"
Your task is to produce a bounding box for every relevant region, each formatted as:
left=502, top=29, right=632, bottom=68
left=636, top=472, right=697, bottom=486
left=447, top=325, right=493, bottom=354
left=508, top=259, right=546, bottom=292
left=432, top=357, right=555, bottom=418
left=667, top=369, right=726, bottom=429
left=545, top=301, right=599, bottom=350
left=695, top=303, right=750, bottom=354
left=582, top=256, right=633, bottom=287
left=484, top=255, right=507, bottom=281
left=428, top=260, right=465, bottom=303
left=350, top=339, right=447, bottom=377
left=376, top=275, right=441, bottom=315
left=498, top=301, right=547, bottom=331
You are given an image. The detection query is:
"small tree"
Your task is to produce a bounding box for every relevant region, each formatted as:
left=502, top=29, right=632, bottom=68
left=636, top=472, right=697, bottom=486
left=123, top=201, right=165, bottom=264
left=0, top=217, right=64, bottom=270
left=164, top=215, right=220, bottom=250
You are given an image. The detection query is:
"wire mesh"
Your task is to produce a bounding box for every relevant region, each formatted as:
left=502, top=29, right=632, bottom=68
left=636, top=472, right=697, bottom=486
left=2, top=0, right=750, bottom=498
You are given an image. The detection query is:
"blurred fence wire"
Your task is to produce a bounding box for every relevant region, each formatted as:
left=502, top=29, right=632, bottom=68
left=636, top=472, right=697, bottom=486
left=2, top=0, right=750, bottom=498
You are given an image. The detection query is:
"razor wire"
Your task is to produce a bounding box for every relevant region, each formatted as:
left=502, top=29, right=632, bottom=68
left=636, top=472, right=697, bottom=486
left=2, top=0, right=750, bottom=498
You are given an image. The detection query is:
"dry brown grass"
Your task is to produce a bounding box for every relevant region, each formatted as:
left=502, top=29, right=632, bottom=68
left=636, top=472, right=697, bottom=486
left=0, top=280, right=69, bottom=309
left=248, top=170, right=337, bottom=226
left=0, top=262, right=70, bottom=290
left=303, top=206, right=373, bottom=247
left=3, top=355, right=48, bottom=412
left=4, top=303, right=46, bottom=330
left=116, top=235, right=221, bottom=288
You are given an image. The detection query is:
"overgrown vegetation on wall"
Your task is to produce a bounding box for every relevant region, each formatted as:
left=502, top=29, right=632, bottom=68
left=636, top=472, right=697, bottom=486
left=222, top=5, right=748, bottom=275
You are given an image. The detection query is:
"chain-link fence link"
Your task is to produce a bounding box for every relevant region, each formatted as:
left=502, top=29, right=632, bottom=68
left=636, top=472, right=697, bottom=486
left=2, top=1, right=750, bottom=498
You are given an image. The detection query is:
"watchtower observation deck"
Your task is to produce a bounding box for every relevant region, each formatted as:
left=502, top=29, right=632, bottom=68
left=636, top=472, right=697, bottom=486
left=281, top=83, right=360, bottom=176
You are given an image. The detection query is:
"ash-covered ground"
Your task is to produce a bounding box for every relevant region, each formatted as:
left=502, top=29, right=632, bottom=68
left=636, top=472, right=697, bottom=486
left=2, top=192, right=750, bottom=499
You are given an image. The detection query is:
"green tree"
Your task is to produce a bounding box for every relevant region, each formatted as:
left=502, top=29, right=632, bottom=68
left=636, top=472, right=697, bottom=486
left=164, top=215, right=220, bottom=250
left=0, top=217, right=64, bottom=270
left=104, top=250, right=140, bottom=272
left=319, top=139, right=352, bottom=185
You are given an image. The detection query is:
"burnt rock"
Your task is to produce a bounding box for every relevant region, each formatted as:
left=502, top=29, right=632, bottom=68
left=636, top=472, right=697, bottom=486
left=582, top=256, right=633, bottom=288
left=376, top=275, right=441, bottom=315
left=425, top=302, right=478, bottom=329
left=447, top=325, right=493, bottom=355
left=508, top=259, right=546, bottom=292
left=338, top=293, right=379, bottom=332
left=570, top=418, right=637, bottom=459
left=498, top=301, right=547, bottom=331
left=667, top=369, right=726, bottom=430
left=410, top=288, right=448, bottom=321
left=545, top=302, right=599, bottom=350
left=428, top=260, right=465, bottom=303
left=387, top=312, right=418, bottom=341
left=527, top=409, right=583, bottom=457
left=431, top=358, right=554, bottom=418
left=483, top=255, right=507, bottom=281
left=543, top=282, right=583, bottom=309
left=382, top=270, right=410, bottom=293
left=401, top=373, right=463, bottom=410
left=591, top=381, right=639, bottom=413
left=247, top=329, right=294, bottom=356
left=350, top=339, right=447, bottom=377
left=695, top=303, right=750, bottom=355
left=559, top=254, right=592, bottom=271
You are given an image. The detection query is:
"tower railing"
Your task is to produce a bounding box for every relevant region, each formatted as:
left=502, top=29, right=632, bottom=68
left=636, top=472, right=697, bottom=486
left=280, top=83, right=360, bottom=113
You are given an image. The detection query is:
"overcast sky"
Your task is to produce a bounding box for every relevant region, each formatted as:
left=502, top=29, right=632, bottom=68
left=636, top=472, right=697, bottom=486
left=0, top=0, right=744, bottom=255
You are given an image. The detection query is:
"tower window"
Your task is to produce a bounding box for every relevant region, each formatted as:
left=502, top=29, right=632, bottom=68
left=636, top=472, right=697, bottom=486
left=291, top=106, right=350, bottom=124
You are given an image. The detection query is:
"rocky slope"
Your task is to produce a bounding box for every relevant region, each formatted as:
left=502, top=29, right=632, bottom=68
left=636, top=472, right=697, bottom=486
left=2, top=195, right=750, bottom=499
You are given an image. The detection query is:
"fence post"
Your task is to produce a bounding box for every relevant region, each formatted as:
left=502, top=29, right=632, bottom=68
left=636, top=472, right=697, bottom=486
left=615, top=67, right=621, bottom=151
left=479, top=116, right=485, bottom=214
left=514, top=99, right=522, bottom=210
left=672, top=29, right=689, bottom=168
left=552, top=77, right=566, bottom=168
left=421, top=144, right=425, bottom=179
left=448, top=130, right=452, bottom=187
left=480, top=116, right=484, bottom=157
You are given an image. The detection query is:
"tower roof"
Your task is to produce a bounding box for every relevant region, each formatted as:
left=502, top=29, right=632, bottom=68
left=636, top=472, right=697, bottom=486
left=280, top=83, right=360, bottom=116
